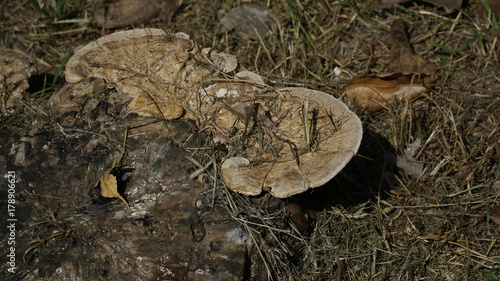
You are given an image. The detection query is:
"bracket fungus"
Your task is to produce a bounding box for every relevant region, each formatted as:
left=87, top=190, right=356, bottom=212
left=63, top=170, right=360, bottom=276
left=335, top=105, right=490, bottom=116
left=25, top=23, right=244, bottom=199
left=215, top=87, right=363, bottom=198
left=58, top=28, right=362, bottom=199
left=64, top=28, right=202, bottom=119
left=0, top=48, right=36, bottom=114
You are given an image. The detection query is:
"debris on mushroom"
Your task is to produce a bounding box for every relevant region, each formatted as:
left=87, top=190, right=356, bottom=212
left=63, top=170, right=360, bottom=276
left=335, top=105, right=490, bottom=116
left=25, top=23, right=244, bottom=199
left=64, top=28, right=203, bottom=119
left=199, top=70, right=264, bottom=99
left=201, top=48, right=238, bottom=73
left=218, top=87, right=363, bottom=198
left=0, top=48, right=36, bottom=114
left=195, top=71, right=269, bottom=138
left=235, top=71, right=265, bottom=84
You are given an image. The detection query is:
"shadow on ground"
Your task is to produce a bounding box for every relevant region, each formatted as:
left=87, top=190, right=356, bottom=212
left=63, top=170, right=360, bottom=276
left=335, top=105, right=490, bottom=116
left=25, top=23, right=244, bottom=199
left=287, top=128, right=399, bottom=213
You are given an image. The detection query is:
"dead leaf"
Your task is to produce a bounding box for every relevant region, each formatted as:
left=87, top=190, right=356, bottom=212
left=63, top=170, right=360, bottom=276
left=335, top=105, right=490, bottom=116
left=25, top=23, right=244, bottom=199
left=396, top=153, right=424, bottom=178
left=344, top=19, right=436, bottom=111
left=92, top=0, right=183, bottom=28
left=381, top=0, right=462, bottom=11
left=97, top=168, right=129, bottom=208
left=389, top=19, right=437, bottom=77
left=343, top=73, right=431, bottom=112
left=217, top=3, right=272, bottom=40
left=283, top=202, right=310, bottom=234
left=490, top=206, right=500, bottom=225
left=477, top=0, right=500, bottom=20
left=396, top=138, right=425, bottom=178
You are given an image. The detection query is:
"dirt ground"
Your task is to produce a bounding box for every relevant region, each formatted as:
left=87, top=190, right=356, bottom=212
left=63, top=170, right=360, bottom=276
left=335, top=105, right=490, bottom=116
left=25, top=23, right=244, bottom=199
left=1, top=0, right=499, bottom=280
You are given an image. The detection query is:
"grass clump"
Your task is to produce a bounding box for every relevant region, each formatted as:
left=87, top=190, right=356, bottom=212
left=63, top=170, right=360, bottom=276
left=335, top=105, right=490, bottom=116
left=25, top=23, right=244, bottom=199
left=29, top=0, right=86, bottom=21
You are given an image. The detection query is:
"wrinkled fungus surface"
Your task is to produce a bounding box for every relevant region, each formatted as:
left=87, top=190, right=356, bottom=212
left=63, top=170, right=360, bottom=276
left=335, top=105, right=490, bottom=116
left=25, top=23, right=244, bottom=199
left=215, top=87, right=363, bottom=198
left=65, top=28, right=200, bottom=119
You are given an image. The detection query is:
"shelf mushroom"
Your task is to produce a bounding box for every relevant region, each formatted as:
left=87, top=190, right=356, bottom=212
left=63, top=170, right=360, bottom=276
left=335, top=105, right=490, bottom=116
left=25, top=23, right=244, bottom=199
left=58, top=28, right=362, bottom=199
left=0, top=48, right=36, bottom=114
left=219, top=87, right=362, bottom=198
left=64, top=28, right=201, bottom=119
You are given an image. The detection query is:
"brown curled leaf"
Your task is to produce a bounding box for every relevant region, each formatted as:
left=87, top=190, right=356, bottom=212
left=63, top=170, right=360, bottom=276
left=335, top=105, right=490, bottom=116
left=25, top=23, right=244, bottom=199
left=389, top=19, right=437, bottom=77
left=343, top=73, right=431, bottom=112
left=342, top=19, right=435, bottom=112
left=490, top=206, right=500, bottom=225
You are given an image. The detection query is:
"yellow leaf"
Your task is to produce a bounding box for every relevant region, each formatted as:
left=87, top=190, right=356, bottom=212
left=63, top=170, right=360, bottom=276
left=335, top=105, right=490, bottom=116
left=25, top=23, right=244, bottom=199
left=98, top=168, right=129, bottom=208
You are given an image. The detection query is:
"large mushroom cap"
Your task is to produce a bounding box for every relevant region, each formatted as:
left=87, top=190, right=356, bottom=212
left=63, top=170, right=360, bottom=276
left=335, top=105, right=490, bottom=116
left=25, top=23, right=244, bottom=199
left=64, top=28, right=200, bottom=119
left=219, top=87, right=363, bottom=198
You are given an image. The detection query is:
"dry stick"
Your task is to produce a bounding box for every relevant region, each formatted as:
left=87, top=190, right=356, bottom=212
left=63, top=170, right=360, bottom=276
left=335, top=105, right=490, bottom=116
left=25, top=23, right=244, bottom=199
left=302, top=99, right=311, bottom=152
left=55, top=123, right=123, bottom=145
left=209, top=152, right=219, bottom=207
left=335, top=259, right=344, bottom=281
left=200, top=48, right=233, bottom=79
left=204, top=78, right=286, bottom=99
left=112, top=126, right=129, bottom=168
left=6, top=93, right=48, bottom=116
left=186, top=156, right=213, bottom=180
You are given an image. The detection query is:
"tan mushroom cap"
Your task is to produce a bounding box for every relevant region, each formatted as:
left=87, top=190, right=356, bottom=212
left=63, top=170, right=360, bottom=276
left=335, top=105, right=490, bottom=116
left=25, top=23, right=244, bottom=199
left=64, top=28, right=199, bottom=119
left=220, top=87, right=363, bottom=198
left=0, top=48, right=36, bottom=89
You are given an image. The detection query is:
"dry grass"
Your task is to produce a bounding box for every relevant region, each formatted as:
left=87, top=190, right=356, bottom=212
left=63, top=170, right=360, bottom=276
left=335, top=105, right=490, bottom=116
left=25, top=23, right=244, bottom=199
left=2, top=0, right=499, bottom=280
